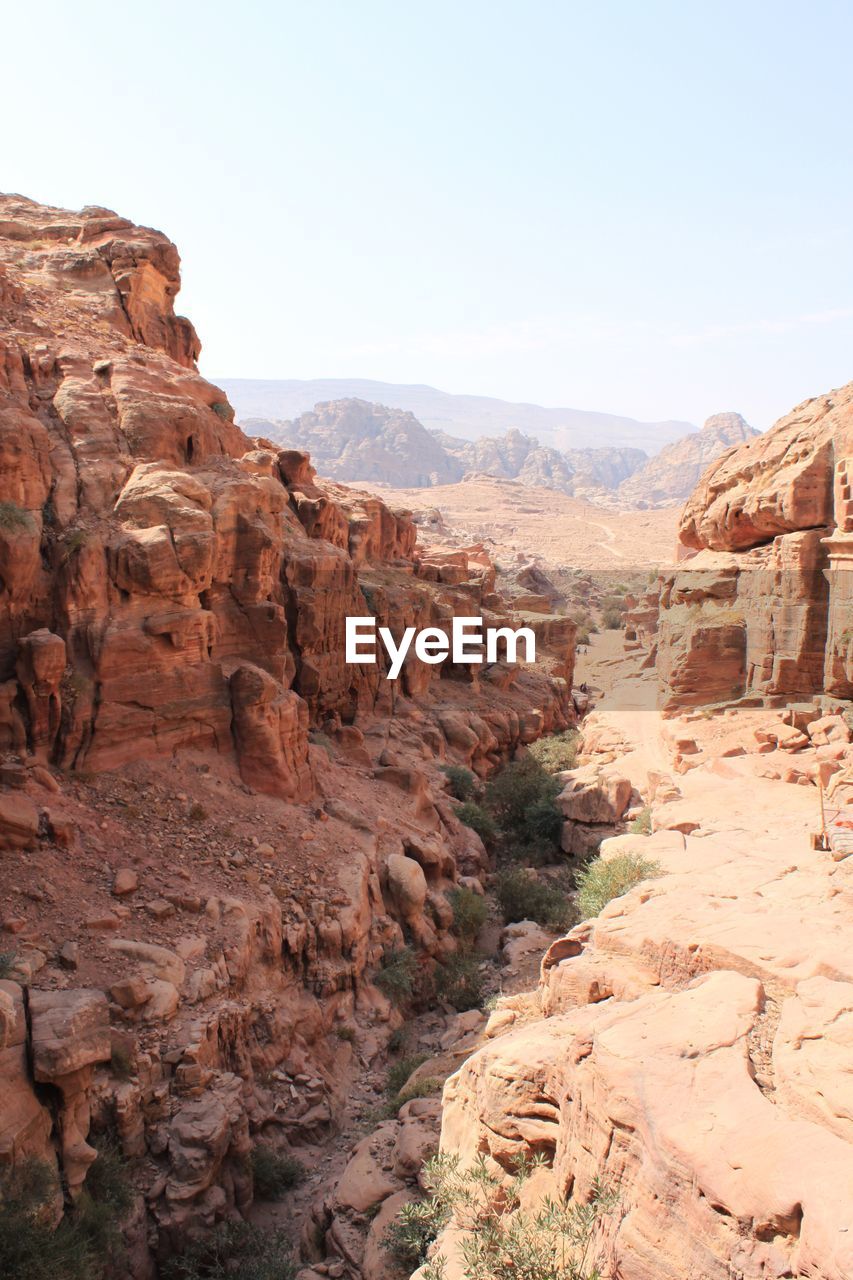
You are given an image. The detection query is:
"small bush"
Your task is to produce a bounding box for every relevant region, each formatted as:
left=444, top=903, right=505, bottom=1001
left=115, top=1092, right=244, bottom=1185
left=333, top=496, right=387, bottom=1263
left=528, top=731, right=580, bottom=774
left=628, top=806, right=652, bottom=836
left=0, top=1147, right=131, bottom=1280
left=308, top=731, right=334, bottom=758
left=110, top=1043, right=134, bottom=1080
left=0, top=951, right=16, bottom=979
left=60, top=529, right=87, bottom=563
left=484, top=757, right=562, bottom=855
left=210, top=401, right=234, bottom=421
left=85, top=1136, right=133, bottom=1217
left=0, top=502, right=33, bottom=533
left=575, top=853, right=661, bottom=919
left=448, top=886, right=487, bottom=947
left=386, top=1152, right=617, bottom=1280
left=163, top=1220, right=295, bottom=1279
left=387, top=1054, right=428, bottom=1097
left=439, top=764, right=476, bottom=801
left=188, top=802, right=208, bottom=823
left=496, top=868, right=576, bottom=932
left=601, top=593, right=625, bottom=611
left=374, top=946, right=418, bottom=1005
left=387, top=1026, right=408, bottom=1055
left=250, top=1144, right=304, bottom=1199
left=454, top=802, right=497, bottom=845
left=601, top=608, right=623, bottom=630
left=335, top=1024, right=356, bottom=1043
left=435, top=954, right=485, bottom=1012
left=376, top=1076, right=442, bottom=1122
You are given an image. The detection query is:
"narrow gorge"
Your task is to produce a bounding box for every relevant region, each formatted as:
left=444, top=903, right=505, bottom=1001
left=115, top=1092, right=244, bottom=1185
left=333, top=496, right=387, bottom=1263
left=1, top=194, right=852, bottom=1280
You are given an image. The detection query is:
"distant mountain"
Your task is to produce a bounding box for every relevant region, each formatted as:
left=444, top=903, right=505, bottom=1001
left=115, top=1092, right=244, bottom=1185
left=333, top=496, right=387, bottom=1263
left=219, top=377, right=696, bottom=454
left=617, top=412, right=759, bottom=508
left=246, top=400, right=648, bottom=499
left=243, top=397, right=755, bottom=509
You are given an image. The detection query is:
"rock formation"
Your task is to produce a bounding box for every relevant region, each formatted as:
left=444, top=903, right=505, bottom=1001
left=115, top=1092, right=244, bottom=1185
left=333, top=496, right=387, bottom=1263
left=657, top=386, right=853, bottom=712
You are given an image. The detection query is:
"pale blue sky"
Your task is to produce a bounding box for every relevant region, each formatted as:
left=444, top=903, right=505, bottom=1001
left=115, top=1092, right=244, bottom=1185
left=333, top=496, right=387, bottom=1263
left=5, top=0, right=853, bottom=429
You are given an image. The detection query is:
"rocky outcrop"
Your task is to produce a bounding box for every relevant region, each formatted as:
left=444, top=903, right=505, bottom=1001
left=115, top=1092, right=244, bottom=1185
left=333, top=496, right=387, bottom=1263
left=657, top=384, right=853, bottom=712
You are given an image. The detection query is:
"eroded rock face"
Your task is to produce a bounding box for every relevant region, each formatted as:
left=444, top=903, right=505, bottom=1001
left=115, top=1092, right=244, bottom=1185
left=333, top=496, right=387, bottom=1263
left=657, top=383, right=853, bottom=711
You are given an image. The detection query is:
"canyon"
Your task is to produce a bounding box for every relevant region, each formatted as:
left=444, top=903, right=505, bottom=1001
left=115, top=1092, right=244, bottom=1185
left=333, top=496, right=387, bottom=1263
left=0, top=191, right=852, bottom=1280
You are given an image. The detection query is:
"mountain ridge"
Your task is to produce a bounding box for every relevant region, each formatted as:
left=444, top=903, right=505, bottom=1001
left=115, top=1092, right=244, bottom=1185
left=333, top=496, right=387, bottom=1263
left=217, top=376, right=696, bottom=453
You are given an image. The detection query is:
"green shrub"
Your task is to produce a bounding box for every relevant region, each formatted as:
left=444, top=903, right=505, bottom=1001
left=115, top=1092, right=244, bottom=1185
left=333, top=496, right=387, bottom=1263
left=601, top=608, right=622, bottom=630
left=386, top=1152, right=617, bottom=1280
left=454, top=802, right=497, bottom=845
left=250, top=1144, right=304, bottom=1199
left=308, top=731, right=334, bottom=758
left=439, top=764, right=476, bottom=801
left=0, top=502, right=33, bottom=533
left=60, top=529, right=87, bottom=563
left=485, top=756, right=555, bottom=828
left=335, top=1024, right=356, bottom=1043
left=85, top=1136, right=133, bottom=1217
left=496, top=868, right=576, bottom=932
left=210, top=401, right=235, bottom=422
left=376, top=1076, right=443, bottom=1122
left=528, top=731, right=580, bottom=774
left=387, top=1026, right=408, bottom=1055
left=163, top=1220, right=295, bottom=1279
left=374, top=946, right=418, bottom=1005
left=601, top=593, right=625, bottom=611
left=448, top=886, right=487, bottom=947
left=387, top=1054, right=428, bottom=1097
left=479, top=747, right=563, bottom=860
left=109, top=1043, right=134, bottom=1080
left=0, top=951, right=16, bottom=979
left=188, top=802, right=208, bottom=823
left=575, top=853, right=661, bottom=919
left=628, top=806, right=652, bottom=835
left=435, top=954, right=485, bottom=1012
left=0, top=1148, right=131, bottom=1280
left=484, top=757, right=562, bottom=854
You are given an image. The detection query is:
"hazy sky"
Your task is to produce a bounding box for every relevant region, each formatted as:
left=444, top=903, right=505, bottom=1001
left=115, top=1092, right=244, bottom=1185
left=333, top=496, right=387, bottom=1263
left=5, top=0, right=853, bottom=429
